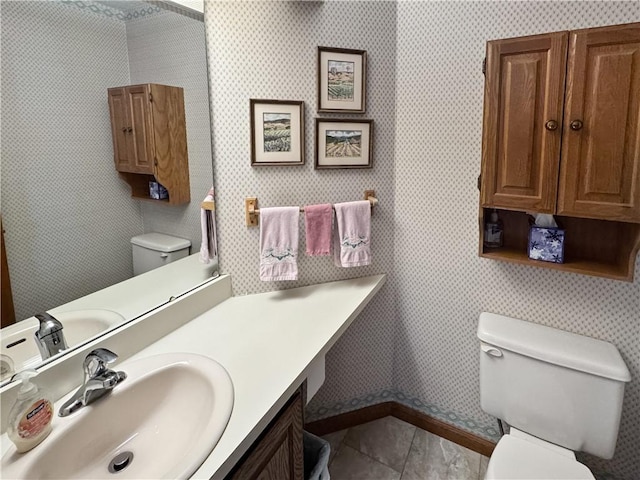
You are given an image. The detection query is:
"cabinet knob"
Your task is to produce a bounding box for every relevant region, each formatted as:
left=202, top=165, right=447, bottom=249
left=570, top=120, right=583, bottom=131
left=121, top=127, right=127, bottom=133
left=127, top=127, right=133, bottom=133
left=545, top=120, right=558, bottom=131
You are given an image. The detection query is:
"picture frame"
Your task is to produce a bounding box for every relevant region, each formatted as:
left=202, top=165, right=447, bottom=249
left=315, top=118, right=373, bottom=169
left=250, top=99, right=305, bottom=166
left=317, top=47, right=367, bottom=113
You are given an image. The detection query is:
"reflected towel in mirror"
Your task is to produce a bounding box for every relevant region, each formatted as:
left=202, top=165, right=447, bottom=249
left=200, top=187, right=217, bottom=263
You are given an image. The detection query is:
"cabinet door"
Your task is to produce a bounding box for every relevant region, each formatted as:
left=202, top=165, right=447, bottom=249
left=107, top=88, right=135, bottom=173
left=230, top=390, right=303, bottom=480
left=148, top=84, right=190, bottom=204
left=126, top=85, right=155, bottom=174
left=481, top=32, right=568, bottom=213
left=558, top=23, right=640, bottom=222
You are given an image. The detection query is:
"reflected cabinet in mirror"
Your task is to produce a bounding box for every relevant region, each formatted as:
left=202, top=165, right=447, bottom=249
left=0, top=0, right=217, bottom=384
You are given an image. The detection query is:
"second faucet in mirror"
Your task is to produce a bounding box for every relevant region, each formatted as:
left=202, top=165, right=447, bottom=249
left=34, top=313, right=67, bottom=360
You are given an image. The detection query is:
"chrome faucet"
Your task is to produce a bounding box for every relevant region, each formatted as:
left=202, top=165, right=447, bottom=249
left=34, top=312, right=68, bottom=360
left=59, top=348, right=127, bottom=417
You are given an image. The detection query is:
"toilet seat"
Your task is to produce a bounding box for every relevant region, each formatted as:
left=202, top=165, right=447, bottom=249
left=486, top=432, right=595, bottom=480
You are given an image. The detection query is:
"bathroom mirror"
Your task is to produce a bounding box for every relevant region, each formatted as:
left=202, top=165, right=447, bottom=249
left=0, top=0, right=217, bottom=384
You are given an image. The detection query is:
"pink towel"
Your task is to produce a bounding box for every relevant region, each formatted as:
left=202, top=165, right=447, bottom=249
left=200, top=187, right=217, bottom=264
left=333, top=201, right=371, bottom=267
left=304, top=204, right=333, bottom=256
left=260, top=206, right=300, bottom=281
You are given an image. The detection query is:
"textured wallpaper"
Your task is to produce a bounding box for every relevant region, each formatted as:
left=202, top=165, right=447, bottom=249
left=203, top=1, right=639, bottom=479
left=204, top=0, right=398, bottom=407
left=394, top=2, right=640, bottom=478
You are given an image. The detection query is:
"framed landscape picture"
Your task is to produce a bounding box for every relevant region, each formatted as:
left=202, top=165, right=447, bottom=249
left=317, top=47, right=367, bottom=113
left=250, top=99, right=305, bottom=166
left=315, top=118, right=373, bottom=169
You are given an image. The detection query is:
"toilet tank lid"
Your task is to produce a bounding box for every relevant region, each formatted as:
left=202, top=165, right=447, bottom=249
left=131, top=233, right=191, bottom=252
left=478, top=312, right=631, bottom=382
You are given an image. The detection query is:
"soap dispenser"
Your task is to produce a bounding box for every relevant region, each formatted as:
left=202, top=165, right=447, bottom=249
left=7, top=370, right=54, bottom=453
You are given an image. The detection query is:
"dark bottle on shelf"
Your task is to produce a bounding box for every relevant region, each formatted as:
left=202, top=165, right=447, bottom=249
left=484, top=209, right=503, bottom=248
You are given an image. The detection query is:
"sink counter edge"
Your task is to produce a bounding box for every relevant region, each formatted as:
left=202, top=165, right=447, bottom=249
left=125, top=273, right=387, bottom=480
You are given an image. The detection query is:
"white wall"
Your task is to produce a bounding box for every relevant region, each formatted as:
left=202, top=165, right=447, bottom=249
left=169, top=0, right=203, bottom=13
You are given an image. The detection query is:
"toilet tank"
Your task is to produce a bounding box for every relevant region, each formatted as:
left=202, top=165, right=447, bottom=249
left=131, top=233, right=191, bottom=276
left=478, top=312, right=630, bottom=459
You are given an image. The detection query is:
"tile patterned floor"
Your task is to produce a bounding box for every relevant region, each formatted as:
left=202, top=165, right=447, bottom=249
left=322, top=416, right=490, bottom=480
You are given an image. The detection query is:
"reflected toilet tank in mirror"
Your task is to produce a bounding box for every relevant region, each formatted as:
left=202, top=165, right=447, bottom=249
left=0, top=0, right=218, bottom=381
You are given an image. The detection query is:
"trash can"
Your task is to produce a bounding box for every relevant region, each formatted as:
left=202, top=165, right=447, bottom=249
left=303, top=431, right=331, bottom=480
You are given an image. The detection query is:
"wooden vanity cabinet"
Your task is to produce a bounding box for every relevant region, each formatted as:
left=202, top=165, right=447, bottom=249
left=107, top=83, right=190, bottom=205
left=479, top=23, right=640, bottom=281
left=227, top=388, right=304, bottom=480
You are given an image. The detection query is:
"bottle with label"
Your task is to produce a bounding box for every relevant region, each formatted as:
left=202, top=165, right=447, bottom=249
left=484, top=209, right=504, bottom=248
left=7, top=370, right=54, bottom=453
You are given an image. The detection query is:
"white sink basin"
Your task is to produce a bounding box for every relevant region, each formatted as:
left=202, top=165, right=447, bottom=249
left=1, top=353, right=234, bottom=479
left=1, top=310, right=124, bottom=376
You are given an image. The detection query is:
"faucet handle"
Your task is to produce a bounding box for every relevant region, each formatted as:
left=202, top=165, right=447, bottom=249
left=83, top=348, right=118, bottom=380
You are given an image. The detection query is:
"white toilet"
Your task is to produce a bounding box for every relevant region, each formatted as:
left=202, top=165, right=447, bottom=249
left=478, top=312, right=631, bottom=480
left=130, top=233, right=191, bottom=276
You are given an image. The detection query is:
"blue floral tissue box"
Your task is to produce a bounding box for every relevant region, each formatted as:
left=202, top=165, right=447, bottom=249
left=528, top=227, right=565, bottom=263
left=149, top=181, right=168, bottom=200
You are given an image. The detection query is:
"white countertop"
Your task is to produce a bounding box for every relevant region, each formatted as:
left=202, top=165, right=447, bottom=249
left=0, top=274, right=385, bottom=479
left=125, top=273, right=386, bottom=479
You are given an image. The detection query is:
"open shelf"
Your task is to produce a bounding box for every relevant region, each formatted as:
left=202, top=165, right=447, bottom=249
left=479, top=208, right=640, bottom=282
left=119, top=173, right=171, bottom=204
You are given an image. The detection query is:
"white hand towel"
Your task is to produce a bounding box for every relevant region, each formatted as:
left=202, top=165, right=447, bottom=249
left=260, top=206, right=299, bottom=281
left=200, top=187, right=217, bottom=264
left=333, top=201, right=371, bottom=267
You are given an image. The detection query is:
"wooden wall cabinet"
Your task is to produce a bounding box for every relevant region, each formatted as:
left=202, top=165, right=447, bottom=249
left=480, top=23, right=640, bottom=281
left=228, top=388, right=304, bottom=480
left=481, top=32, right=568, bottom=213
left=108, top=83, right=190, bottom=205
left=558, top=24, right=640, bottom=222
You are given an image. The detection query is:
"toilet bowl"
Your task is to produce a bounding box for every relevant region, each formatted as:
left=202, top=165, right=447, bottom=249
left=477, top=312, right=630, bottom=480
left=486, top=429, right=594, bottom=480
